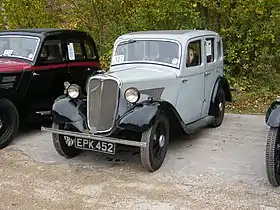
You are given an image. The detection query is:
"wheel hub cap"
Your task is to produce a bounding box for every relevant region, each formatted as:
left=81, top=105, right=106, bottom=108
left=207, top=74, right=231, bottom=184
left=219, top=102, right=223, bottom=112
left=159, top=135, right=165, bottom=148
left=64, top=136, right=74, bottom=147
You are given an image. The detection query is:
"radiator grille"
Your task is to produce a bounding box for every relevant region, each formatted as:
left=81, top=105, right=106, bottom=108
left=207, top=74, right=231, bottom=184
left=87, top=76, right=119, bottom=132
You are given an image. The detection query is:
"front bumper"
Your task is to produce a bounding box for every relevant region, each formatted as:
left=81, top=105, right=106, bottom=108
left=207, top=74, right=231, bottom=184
left=41, top=126, right=147, bottom=148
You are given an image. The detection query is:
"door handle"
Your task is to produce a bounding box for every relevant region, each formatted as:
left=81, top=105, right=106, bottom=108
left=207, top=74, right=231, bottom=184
left=33, top=72, right=40, bottom=76
left=182, top=79, right=188, bottom=83
left=204, top=72, right=211, bottom=77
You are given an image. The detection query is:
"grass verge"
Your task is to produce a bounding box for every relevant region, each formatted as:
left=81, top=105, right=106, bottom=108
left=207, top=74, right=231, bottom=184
left=226, top=90, right=278, bottom=115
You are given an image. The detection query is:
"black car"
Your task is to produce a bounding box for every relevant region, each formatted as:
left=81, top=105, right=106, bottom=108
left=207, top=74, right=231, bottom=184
left=265, top=96, right=280, bottom=186
left=0, top=28, right=101, bottom=149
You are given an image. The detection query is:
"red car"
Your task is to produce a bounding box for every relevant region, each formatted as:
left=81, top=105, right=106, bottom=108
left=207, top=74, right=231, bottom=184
left=0, top=28, right=101, bottom=149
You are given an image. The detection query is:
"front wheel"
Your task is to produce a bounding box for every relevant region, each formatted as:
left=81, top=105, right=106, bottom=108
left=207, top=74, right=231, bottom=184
left=265, top=127, right=280, bottom=187
left=140, top=113, right=170, bottom=172
left=52, top=123, right=82, bottom=158
left=0, top=98, right=19, bottom=149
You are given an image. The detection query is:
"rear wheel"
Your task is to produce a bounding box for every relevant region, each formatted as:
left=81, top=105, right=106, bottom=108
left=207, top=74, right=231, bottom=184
left=52, top=123, right=82, bottom=158
left=0, top=98, right=19, bottom=149
left=265, top=127, right=280, bottom=187
left=140, top=113, right=170, bottom=172
left=209, top=87, right=225, bottom=128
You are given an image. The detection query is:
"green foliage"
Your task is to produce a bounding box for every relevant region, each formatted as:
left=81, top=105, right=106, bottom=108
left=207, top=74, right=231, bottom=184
left=1, top=0, right=61, bottom=28
left=0, top=0, right=280, bottom=97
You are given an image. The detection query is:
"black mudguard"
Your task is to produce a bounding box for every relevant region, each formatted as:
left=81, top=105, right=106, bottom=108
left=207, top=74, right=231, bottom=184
left=51, top=95, right=87, bottom=132
left=209, top=76, right=232, bottom=116
left=116, top=100, right=185, bottom=133
left=0, top=88, right=22, bottom=103
left=265, top=101, right=280, bottom=127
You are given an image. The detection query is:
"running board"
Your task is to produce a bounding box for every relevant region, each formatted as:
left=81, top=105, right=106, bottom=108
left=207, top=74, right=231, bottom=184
left=184, top=116, right=214, bottom=134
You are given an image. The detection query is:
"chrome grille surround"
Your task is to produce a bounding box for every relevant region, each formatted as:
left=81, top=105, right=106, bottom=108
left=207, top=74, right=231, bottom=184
left=86, top=74, right=121, bottom=134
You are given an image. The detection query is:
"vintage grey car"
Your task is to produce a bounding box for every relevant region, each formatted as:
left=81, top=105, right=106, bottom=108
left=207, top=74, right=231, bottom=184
left=41, top=30, right=232, bottom=172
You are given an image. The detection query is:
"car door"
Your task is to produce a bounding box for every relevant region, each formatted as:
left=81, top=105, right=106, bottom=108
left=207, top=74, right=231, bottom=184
left=201, top=36, right=223, bottom=117
left=26, top=37, right=68, bottom=107
left=175, top=37, right=206, bottom=124
left=65, top=36, right=100, bottom=90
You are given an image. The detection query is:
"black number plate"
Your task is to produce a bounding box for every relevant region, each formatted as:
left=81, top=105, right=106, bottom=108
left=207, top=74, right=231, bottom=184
left=75, top=138, right=116, bottom=155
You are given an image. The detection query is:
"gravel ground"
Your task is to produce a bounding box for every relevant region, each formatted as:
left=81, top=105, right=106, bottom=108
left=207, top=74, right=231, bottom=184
left=1, top=114, right=280, bottom=210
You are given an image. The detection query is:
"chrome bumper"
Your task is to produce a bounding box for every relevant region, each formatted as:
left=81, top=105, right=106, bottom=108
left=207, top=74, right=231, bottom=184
left=41, top=126, right=147, bottom=148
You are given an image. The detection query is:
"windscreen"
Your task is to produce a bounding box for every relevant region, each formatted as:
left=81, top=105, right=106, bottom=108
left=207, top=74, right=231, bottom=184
left=111, top=39, right=181, bottom=68
left=0, top=35, right=40, bottom=61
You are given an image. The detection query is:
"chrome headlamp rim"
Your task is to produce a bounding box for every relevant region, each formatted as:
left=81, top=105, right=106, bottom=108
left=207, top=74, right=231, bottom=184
left=124, top=87, right=140, bottom=103
left=67, top=84, right=81, bottom=99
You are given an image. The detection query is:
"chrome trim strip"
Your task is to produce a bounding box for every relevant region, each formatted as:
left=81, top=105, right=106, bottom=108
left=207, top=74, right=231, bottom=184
left=86, top=73, right=122, bottom=134
left=36, top=111, right=51, bottom=115
left=41, top=126, right=147, bottom=147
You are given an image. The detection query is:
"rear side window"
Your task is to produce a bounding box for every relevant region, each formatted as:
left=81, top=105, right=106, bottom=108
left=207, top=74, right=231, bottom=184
left=66, top=39, right=85, bottom=61
left=217, top=38, right=222, bottom=60
left=205, top=38, right=215, bottom=63
left=84, top=39, right=97, bottom=60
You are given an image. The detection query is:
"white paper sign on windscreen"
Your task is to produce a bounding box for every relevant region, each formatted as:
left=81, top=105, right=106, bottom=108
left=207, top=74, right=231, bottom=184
left=112, top=55, right=124, bottom=64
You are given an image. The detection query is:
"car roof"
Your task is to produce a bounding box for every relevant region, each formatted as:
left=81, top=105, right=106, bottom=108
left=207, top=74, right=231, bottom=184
left=0, top=28, right=88, bottom=38
left=115, top=29, right=219, bottom=43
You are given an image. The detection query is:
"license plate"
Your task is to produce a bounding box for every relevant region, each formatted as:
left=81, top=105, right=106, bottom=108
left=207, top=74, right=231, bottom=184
left=75, top=138, right=116, bottom=154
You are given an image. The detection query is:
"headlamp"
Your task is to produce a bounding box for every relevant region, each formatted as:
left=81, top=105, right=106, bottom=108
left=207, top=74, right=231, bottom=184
left=67, top=84, right=80, bottom=99
left=124, top=87, right=140, bottom=103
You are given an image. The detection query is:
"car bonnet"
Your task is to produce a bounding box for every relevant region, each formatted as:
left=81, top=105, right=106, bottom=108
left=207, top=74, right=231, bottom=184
left=108, top=65, right=177, bottom=84
left=0, top=58, right=31, bottom=73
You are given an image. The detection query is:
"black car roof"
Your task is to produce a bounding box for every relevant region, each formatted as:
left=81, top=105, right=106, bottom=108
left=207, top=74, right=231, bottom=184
left=0, top=28, right=89, bottom=38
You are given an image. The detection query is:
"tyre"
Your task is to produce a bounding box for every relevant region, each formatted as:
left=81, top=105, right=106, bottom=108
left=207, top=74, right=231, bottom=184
left=209, top=87, right=226, bottom=128
left=0, top=98, right=19, bottom=149
left=140, top=113, right=170, bottom=172
left=265, top=127, right=280, bottom=187
left=52, top=123, right=82, bottom=158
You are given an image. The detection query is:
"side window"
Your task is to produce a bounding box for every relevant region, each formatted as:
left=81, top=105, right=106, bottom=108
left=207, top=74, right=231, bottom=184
left=186, top=40, right=201, bottom=67
left=84, top=39, right=97, bottom=60
left=205, top=38, right=215, bottom=63
left=66, top=39, right=85, bottom=61
left=217, top=38, right=222, bottom=60
left=38, top=39, right=63, bottom=64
